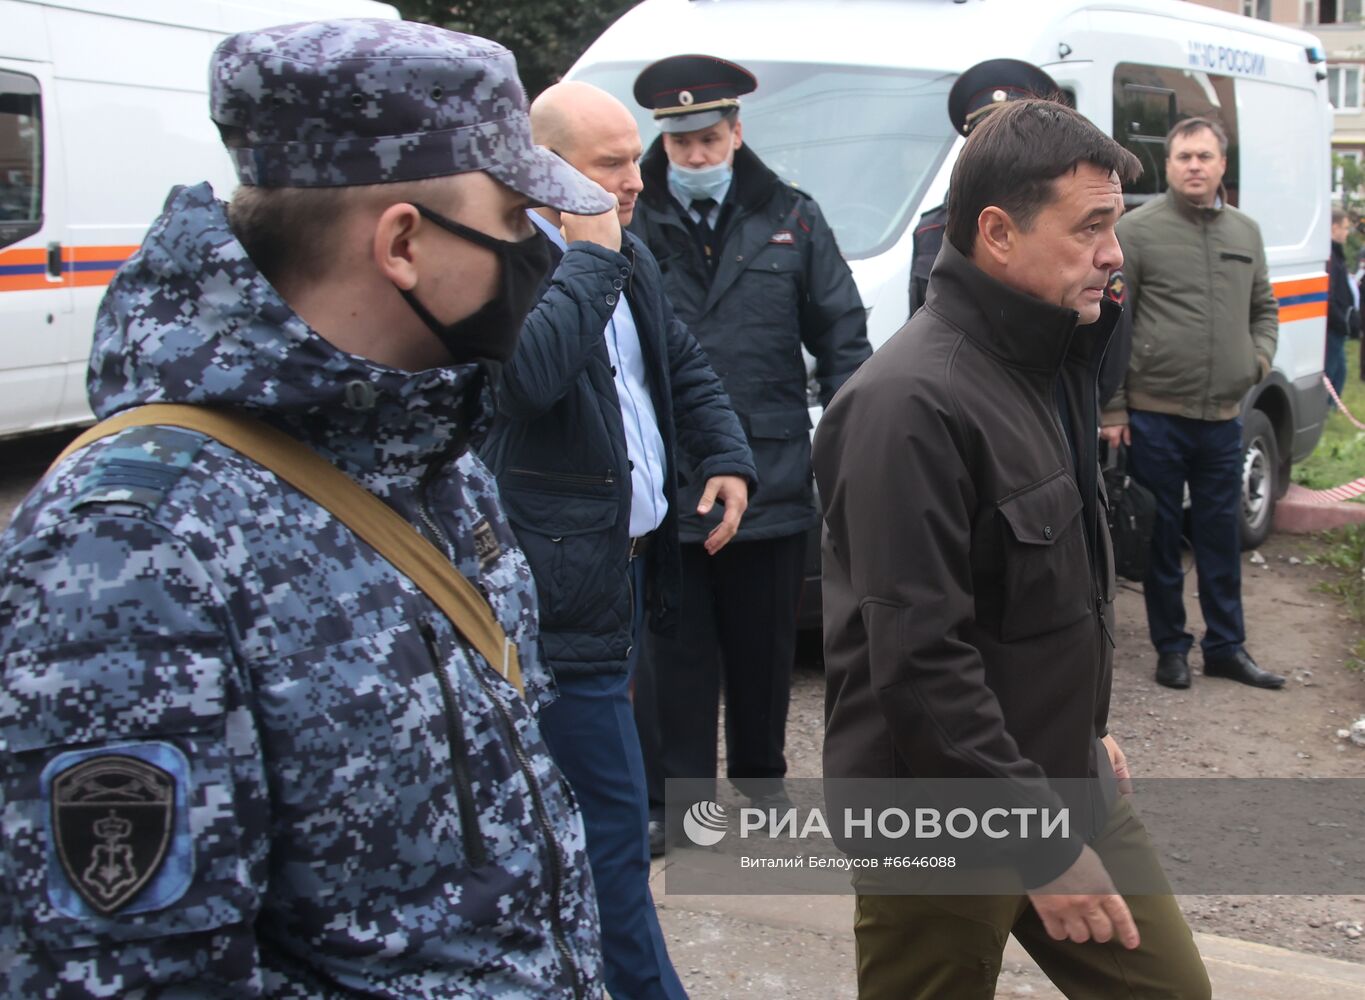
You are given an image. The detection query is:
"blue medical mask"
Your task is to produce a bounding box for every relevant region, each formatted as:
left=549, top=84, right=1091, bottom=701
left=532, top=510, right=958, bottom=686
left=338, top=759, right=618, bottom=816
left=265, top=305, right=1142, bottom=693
left=667, top=160, right=733, bottom=204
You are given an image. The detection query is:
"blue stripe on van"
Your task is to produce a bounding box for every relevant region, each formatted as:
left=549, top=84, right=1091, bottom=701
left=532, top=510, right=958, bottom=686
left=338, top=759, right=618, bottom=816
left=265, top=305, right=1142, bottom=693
left=0, top=259, right=127, bottom=277
left=1276, top=292, right=1328, bottom=306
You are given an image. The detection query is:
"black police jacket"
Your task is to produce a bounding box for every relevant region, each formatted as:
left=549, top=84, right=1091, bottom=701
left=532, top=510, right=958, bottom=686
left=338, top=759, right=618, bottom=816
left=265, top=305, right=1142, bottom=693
left=482, top=229, right=756, bottom=678
left=631, top=140, right=870, bottom=542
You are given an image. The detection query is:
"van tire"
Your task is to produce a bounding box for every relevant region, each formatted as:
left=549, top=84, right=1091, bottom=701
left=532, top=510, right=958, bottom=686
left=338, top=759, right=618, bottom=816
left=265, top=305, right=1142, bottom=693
left=1240, top=409, right=1277, bottom=549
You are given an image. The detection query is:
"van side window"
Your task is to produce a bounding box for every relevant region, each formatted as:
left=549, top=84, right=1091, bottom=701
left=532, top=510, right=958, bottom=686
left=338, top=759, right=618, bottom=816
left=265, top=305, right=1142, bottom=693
left=1113, top=63, right=1239, bottom=207
left=0, top=70, right=43, bottom=248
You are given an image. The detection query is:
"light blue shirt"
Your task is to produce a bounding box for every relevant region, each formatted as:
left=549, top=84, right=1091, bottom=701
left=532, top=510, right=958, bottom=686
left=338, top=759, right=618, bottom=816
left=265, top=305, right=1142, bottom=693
left=529, top=211, right=668, bottom=537
left=668, top=177, right=731, bottom=229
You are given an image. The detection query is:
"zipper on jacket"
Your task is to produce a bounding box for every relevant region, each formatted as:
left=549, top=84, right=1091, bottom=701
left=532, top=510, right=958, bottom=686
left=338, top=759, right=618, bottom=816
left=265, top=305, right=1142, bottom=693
left=414, top=467, right=583, bottom=998
left=1050, top=351, right=1113, bottom=652
left=418, top=619, right=488, bottom=869
left=466, top=649, right=583, bottom=999
left=506, top=467, right=616, bottom=488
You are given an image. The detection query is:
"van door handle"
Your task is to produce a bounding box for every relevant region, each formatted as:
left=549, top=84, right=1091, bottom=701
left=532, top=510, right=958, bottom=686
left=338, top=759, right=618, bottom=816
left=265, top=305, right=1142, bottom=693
left=46, top=242, right=63, bottom=279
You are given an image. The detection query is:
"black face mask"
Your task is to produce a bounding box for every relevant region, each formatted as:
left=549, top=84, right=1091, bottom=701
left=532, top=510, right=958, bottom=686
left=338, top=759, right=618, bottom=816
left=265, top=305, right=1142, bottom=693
left=398, top=203, right=551, bottom=365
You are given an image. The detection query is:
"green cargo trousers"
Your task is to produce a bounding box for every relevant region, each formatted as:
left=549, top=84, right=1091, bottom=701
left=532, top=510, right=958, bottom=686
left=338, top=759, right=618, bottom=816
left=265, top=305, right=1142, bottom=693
left=853, top=798, right=1211, bottom=999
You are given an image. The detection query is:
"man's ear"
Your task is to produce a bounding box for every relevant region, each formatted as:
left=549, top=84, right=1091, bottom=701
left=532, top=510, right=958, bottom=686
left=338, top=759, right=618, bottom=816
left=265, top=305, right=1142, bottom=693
left=373, top=203, right=422, bottom=291
left=975, top=206, right=1014, bottom=267
left=732, top=119, right=744, bottom=151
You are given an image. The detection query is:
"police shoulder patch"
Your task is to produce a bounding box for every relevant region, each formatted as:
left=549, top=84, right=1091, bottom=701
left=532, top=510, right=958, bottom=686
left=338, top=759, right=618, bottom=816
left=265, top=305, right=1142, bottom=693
left=41, top=742, right=194, bottom=917
left=1105, top=269, right=1127, bottom=305
left=72, top=426, right=208, bottom=512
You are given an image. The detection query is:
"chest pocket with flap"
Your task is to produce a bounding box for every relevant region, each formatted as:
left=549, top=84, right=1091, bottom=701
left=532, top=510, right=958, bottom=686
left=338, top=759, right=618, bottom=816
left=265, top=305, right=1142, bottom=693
left=995, top=472, right=1092, bottom=642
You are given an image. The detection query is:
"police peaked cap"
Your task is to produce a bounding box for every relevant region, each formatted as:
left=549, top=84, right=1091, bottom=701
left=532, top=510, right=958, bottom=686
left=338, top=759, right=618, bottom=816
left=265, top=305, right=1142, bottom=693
left=633, top=54, right=757, bottom=133
left=947, top=58, right=1061, bottom=137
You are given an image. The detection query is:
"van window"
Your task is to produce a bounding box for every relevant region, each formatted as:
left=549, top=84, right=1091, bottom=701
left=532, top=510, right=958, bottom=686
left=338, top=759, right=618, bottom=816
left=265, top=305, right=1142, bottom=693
left=1113, top=63, right=1239, bottom=206
left=0, top=70, right=43, bottom=248
left=573, top=61, right=957, bottom=259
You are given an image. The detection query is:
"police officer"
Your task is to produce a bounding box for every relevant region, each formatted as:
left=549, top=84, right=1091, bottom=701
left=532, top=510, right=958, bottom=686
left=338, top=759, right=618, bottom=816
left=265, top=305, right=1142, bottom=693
left=629, top=54, right=871, bottom=846
left=0, top=20, right=611, bottom=996
left=909, top=58, right=1132, bottom=407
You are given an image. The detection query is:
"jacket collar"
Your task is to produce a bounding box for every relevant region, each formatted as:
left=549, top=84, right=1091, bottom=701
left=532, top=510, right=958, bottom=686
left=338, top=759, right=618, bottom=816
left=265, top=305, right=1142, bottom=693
left=924, top=237, right=1116, bottom=375
left=1165, top=185, right=1224, bottom=223
left=639, top=136, right=780, bottom=214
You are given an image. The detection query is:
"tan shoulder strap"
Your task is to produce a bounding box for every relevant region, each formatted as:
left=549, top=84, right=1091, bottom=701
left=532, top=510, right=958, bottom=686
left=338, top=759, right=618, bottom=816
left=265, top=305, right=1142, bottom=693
left=53, top=403, right=523, bottom=695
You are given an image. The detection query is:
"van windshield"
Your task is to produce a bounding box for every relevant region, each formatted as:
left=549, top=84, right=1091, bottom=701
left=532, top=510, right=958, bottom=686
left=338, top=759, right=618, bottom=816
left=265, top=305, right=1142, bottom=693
left=572, top=61, right=957, bottom=259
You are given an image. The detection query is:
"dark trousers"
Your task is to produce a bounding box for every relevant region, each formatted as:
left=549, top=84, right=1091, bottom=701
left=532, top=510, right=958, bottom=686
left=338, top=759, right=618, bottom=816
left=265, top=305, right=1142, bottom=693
left=538, top=557, right=686, bottom=1000
left=854, top=798, right=1210, bottom=999
left=638, top=533, right=805, bottom=812
left=1127, top=411, right=1246, bottom=659
left=1326, top=332, right=1347, bottom=401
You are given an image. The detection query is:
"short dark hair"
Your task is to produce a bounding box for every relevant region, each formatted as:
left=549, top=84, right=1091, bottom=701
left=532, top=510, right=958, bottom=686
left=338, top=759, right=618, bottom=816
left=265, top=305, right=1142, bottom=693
left=227, top=185, right=356, bottom=290
left=946, top=100, right=1142, bottom=254
left=1332, top=205, right=1348, bottom=226
left=1165, top=116, right=1228, bottom=157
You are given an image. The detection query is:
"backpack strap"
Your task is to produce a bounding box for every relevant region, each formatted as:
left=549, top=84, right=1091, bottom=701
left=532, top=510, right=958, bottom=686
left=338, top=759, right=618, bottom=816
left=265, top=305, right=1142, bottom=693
left=53, top=404, right=523, bottom=695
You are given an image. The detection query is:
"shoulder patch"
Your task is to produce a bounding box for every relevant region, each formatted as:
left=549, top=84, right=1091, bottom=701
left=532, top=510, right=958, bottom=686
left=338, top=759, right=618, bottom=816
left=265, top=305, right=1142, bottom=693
left=1105, top=270, right=1127, bottom=305
left=41, top=741, right=194, bottom=917
left=72, top=426, right=208, bottom=512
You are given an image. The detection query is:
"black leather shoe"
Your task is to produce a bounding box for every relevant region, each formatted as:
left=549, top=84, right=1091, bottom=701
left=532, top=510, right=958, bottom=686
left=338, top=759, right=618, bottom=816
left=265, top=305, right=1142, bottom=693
left=1155, top=652, right=1191, bottom=689
left=648, top=819, right=666, bottom=858
left=1203, top=650, right=1285, bottom=690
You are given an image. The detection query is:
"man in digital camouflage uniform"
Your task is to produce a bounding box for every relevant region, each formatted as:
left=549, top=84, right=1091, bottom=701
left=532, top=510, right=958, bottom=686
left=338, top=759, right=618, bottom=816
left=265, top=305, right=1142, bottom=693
left=0, top=19, right=613, bottom=997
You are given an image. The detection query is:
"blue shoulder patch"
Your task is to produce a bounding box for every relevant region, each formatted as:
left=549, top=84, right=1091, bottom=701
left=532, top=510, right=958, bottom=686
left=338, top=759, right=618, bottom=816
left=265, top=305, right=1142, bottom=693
left=72, top=426, right=208, bottom=512
left=40, top=741, right=194, bottom=918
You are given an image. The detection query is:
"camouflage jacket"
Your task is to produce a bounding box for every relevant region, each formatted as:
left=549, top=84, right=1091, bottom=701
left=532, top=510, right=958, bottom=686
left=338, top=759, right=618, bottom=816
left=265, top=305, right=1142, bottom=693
left=0, top=183, right=602, bottom=997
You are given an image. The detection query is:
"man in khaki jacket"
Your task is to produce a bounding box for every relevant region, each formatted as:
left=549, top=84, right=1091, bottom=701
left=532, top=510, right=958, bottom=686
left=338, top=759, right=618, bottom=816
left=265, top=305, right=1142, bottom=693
left=1101, top=117, right=1283, bottom=691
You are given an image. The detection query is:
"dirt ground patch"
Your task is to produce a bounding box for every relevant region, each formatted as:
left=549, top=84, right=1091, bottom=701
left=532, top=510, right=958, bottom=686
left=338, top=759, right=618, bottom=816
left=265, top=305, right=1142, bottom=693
left=777, top=530, right=1365, bottom=964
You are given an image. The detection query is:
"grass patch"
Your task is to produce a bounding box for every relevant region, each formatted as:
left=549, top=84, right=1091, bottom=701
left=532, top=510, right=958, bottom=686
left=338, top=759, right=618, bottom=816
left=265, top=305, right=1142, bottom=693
left=1306, top=523, right=1365, bottom=671
left=1293, top=339, right=1365, bottom=496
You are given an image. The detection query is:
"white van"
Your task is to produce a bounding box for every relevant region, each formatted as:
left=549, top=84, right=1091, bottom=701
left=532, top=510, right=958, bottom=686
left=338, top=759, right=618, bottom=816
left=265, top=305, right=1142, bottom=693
left=569, top=0, right=1332, bottom=546
left=0, top=0, right=398, bottom=440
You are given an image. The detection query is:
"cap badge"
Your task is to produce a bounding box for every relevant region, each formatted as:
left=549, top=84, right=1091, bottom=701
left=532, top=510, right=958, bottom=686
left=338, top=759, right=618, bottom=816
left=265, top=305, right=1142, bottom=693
left=678, top=90, right=694, bottom=106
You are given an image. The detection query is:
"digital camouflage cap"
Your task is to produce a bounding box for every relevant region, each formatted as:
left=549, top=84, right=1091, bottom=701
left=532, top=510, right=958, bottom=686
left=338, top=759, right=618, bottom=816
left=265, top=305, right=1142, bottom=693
left=210, top=17, right=613, bottom=214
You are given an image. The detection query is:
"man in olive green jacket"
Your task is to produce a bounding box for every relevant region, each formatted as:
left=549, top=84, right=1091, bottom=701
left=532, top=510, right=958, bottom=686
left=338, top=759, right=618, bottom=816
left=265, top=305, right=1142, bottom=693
left=1101, top=116, right=1284, bottom=692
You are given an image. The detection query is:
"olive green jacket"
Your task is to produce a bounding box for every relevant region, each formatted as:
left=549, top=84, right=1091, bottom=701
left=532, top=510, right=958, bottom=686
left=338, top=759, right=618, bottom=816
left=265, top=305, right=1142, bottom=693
left=1102, top=188, right=1278, bottom=424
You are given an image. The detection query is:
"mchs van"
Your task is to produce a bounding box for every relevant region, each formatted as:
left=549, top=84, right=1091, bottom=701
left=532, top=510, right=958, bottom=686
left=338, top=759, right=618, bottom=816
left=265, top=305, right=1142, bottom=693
left=570, top=0, right=1333, bottom=552
left=0, top=0, right=397, bottom=440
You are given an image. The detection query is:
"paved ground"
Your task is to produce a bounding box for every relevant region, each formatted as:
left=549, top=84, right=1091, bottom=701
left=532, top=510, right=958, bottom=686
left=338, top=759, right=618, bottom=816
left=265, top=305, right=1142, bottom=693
left=650, top=882, right=1365, bottom=998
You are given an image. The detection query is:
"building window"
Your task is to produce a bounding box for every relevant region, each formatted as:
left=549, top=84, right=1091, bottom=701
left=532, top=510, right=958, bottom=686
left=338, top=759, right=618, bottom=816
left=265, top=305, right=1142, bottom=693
left=1328, top=65, right=1362, bottom=111
left=1333, top=149, right=1361, bottom=197
left=1241, top=0, right=1271, bottom=18
left=1320, top=0, right=1364, bottom=23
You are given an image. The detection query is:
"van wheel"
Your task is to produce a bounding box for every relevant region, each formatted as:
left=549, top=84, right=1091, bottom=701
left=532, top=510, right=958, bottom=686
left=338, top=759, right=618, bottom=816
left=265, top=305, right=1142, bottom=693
left=1240, top=409, right=1277, bottom=549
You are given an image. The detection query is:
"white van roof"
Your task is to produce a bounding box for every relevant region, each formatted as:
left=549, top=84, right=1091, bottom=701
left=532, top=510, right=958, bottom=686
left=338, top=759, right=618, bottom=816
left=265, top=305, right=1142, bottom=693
left=575, top=0, right=1321, bottom=78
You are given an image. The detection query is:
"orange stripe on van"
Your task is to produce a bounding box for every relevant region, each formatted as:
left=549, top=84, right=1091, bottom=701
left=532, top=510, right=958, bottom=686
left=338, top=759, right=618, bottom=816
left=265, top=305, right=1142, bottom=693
left=1272, top=276, right=1329, bottom=298
left=0, top=244, right=138, bottom=292
left=1278, top=301, right=1327, bottom=323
